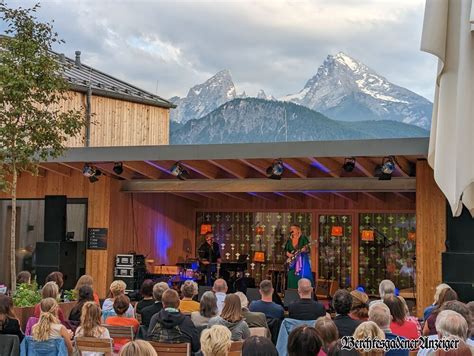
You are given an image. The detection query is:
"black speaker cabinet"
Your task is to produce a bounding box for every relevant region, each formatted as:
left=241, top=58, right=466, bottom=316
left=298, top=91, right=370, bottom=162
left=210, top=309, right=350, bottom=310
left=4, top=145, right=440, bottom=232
left=44, top=195, right=67, bottom=242
left=198, top=286, right=212, bottom=300
left=35, top=241, right=78, bottom=290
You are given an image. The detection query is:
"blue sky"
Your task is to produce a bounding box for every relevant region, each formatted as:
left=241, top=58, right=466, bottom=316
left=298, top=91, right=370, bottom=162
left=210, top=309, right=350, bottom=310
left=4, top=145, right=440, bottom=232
left=4, top=0, right=437, bottom=100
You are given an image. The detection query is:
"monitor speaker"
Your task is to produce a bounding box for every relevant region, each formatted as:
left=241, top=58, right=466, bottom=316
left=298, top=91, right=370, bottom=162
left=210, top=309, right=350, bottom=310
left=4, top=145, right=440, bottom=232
left=283, top=289, right=299, bottom=307
left=246, top=288, right=260, bottom=303
left=44, top=195, right=67, bottom=242
left=198, top=285, right=212, bottom=300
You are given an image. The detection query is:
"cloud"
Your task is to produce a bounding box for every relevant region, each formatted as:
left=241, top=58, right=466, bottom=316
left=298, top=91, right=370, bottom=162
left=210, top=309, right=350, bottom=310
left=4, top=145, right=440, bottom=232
left=4, top=0, right=437, bottom=100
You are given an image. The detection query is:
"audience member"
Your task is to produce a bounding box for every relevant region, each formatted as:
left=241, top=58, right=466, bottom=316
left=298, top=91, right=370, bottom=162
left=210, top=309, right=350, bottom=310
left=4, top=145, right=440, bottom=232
left=103, top=294, right=140, bottom=349
left=75, top=275, right=100, bottom=305
left=102, top=280, right=135, bottom=321
left=235, top=291, right=268, bottom=329
left=287, top=325, right=322, bottom=356
left=327, top=340, right=360, bottom=356
left=249, top=280, right=284, bottom=320
left=288, top=278, right=326, bottom=321
left=33, top=281, right=65, bottom=322
left=69, top=285, right=94, bottom=323
left=32, top=298, right=73, bottom=354
left=213, top=279, right=228, bottom=314
left=242, top=335, right=278, bottom=356
left=353, top=321, right=385, bottom=356
left=136, top=279, right=155, bottom=315
left=423, top=288, right=458, bottom=336
left=397, top=296, right=421, bottom=335
left=191, top=291, right=218, bottom=327
left=349, top=290, right=369, bottom=321
left=200, top=325, right=232, bottom=356
left=314, top=316, right=339, bottom=354
left=439, top=301, right=473, bottom=345
left=436, top=310, right=472, bottom=351
left=119, top=340, right=157, bottom=356
left=208, top=293, right=250, bottom=341
left=0, top=294, right=24, bottom=342
left=467, top=301, right=474, bottom=340
left=332, top=289, right=361, bottom=337
left=141, top=282, right=169, bottom=328
left=16, top=271, right=31, bottom=285
left=147, top=289, right=200, bottom=353
left=74, top=302, right=110, bottom=347
left=383, top=294, right=420, bottom=339
left=423, top=283, right=450, bottom=321
left=368, top=302, right=408, bottom=356
left=368, top=280, right=396, bottom=307
left=45, top=271, right=64, bottom=291
left=179, top=280, right=200, bottom=313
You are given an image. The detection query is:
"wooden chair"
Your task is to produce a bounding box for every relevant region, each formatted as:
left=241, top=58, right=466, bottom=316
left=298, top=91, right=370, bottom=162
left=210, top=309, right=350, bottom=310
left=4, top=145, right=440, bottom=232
left=102, top=324, right=135, bottom=341
left=230, top=341, right=244, bottom=352
left=148, top=341, right=191, bottom=356
left=249, top=327, right=267, bottom=337
left=75, top=337, right=113, bottom=356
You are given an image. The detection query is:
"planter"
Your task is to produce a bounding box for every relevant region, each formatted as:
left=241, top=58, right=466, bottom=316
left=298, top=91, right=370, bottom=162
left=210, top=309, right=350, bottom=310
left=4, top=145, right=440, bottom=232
left=14, top=301, right=77, bottom=331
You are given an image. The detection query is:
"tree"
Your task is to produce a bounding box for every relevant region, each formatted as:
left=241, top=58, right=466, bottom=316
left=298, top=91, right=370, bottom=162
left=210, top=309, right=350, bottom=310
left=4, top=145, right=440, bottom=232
left=0, top=2, right=86, bottom=291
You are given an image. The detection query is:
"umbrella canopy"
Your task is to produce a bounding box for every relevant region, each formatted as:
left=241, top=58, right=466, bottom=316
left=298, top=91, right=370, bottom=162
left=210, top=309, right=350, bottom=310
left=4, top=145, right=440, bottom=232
left=421, top=0, right=474, bottom=216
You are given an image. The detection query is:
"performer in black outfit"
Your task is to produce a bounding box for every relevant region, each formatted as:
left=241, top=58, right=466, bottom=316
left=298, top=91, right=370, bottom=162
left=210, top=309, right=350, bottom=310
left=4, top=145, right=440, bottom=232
left=198, top=233, right=222, bottom=286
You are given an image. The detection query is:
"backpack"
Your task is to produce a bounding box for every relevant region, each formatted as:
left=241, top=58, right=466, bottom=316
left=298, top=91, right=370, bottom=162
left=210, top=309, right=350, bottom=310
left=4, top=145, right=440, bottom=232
left=149, top=321, right=184, bottom=343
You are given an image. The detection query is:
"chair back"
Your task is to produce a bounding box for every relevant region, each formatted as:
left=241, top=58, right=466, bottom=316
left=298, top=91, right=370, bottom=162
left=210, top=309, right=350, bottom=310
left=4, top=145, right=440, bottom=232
left=228, top=352, right=241, bottom=356
left=230, top=341, right=244, bottom=352
left=148, top=341, right=191, bottom=356
left=75, top=337, right=113, bottom=356
left=102, top=324, right=135, bottom=340
left=250, top=327, right=268, bottom=337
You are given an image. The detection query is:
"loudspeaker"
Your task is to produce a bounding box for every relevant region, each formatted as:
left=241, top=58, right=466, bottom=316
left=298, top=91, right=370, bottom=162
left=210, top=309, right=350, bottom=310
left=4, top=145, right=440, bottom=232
left=35, top=241, right=78, bottom=290
left=283, top=289, right=299, bottom=307
left=315, top=278, right=339, bottom=299
left=246, top=288, right=260, bottom=303
left=44, top=195, right=67, bottom=242
left=442, top=253, right=474, bottom=282
left=198, top=285, right=212, bottom=300
left=446, top=282, right=474, bottom=303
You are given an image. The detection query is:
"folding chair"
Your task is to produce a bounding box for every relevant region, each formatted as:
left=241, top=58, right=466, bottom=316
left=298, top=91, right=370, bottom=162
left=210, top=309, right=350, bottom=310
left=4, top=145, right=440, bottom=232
left=148, top=341, right=191, bottom=356
left=75, top=337, right=113, bottom=356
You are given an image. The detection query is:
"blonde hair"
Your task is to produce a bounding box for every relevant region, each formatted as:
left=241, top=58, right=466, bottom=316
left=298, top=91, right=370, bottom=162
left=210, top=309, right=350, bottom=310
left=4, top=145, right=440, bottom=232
left=109, top=280, right=126, bottom=297
left=200, top=325, right=232, bottom=356
left=353, top=321, right=385, bottom=356
left=119, top=340, right=157, bottom=356
left=75, top=275, right=94, bottom=293
left=221, top=294, right=243, bottom=323
left=80, top=302, right=103, bottom=337
left=433, top=283, right=451, bottom=304
left=41, top=281, right=59, bottom=300
left=32, top=298, right=60, bottom=341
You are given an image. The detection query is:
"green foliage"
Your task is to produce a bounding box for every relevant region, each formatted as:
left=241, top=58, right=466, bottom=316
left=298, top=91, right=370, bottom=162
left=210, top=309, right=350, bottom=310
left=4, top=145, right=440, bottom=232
left=12, top=281, right=41, bottom=307
left=63, top=289, right=77, bottom=302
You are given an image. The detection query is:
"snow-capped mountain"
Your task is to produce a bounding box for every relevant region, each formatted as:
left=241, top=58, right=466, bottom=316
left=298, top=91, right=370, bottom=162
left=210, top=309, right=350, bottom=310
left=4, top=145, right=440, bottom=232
left=169, top=69, right=239, bottom=124
left=281, top=52, right=432, bottom=129
left=256, top=89, right=276, bottom=101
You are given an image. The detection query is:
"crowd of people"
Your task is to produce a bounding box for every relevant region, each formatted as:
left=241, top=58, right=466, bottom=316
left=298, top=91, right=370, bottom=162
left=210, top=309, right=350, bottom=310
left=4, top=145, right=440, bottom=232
left=0, top=270, right=473, bottom=355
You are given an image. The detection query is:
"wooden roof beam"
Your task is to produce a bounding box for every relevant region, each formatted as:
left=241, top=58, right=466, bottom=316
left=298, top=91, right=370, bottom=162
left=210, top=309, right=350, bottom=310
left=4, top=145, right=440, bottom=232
left=308, top=157, right=342, bottom=177
left=95, top=163, right=135, bottom=180
left=208, top=159, right=251, bottom=179
left=181, top=160, right=221, bottom=179
left=355, top=157, right=377, bottom=177
left=361, top=192, right=386, bottom=203
left=123, top=161, right=163, bottom=179
left=39, top=163, right=71, bottom=177
left=303, top=192, right=331, bottom=203
left=283, top=158, right=310, bottom=178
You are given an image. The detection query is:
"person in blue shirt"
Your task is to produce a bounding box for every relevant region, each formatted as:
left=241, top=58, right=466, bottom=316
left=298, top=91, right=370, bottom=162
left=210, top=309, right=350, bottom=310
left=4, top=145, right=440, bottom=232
left=249, top=280, right=284, bottom=320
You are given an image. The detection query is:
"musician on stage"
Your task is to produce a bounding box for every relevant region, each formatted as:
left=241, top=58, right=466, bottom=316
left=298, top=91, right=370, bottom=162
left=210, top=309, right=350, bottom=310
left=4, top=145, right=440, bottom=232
left=284, top=224, right=314, bottom=289
left=198, top=233, right=221, bottom=285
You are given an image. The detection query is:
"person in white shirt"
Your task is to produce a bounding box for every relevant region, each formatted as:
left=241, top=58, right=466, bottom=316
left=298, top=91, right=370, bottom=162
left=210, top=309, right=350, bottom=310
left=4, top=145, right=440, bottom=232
left=212, top=279, right=228, bottom=314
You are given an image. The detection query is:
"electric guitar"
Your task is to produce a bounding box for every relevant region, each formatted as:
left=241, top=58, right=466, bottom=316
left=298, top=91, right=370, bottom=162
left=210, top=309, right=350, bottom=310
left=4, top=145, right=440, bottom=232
left=286, top=240, right=317, bottom=268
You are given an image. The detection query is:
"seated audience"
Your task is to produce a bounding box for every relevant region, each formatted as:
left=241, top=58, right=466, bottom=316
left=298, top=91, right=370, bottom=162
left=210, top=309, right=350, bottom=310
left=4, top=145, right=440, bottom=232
left=288, top=278, right=326, bottom=321
left=119, top=340, right=157, bottom=356
left=102, top=280, right=135, bottom=321
left=332, top=289, right=361, bottom=337
left=287, top=325, right=322, bottom=356
left=349, top=290, right=369, bottom=321
left=249, top=280, right=284, bottom=320
left=45, top=271, right=64, bottom=291
left=33, top=281, right=65, bottom=322
left=208, top=293, right=250, bottom=341
left=179, top=280, right=200, bottom=313
left=147, top=289, right=200, bottom=353
left=398, top=296, right=421, bottom=335
left=32, top=298, right=73, bottom=355
left=75, top=275, right=100, bottom=305
left=383, top=294, right=420, bottom=339
left=369, top=279, right=396, bottom=306
left=74, top=302, right=110, bottom=348
left=0, top=294, right=24, bottom=342
left=141, top=282, right=169, bottom=328
left=235, top=291, right=268, bottom=329
left=242, top=335, right=278, bottom=356
left=191, top=291, right=219, bottom=327
left=438, top=301, right=473, bottom=345
left=423, top=287, right=458, bottom=336
left=16, top=271, right=31, bottom=285
left=69, top=285, right=94, bottom=323
left=136, top=279, right=155, bottom=315
left=353, top=321, right=385, bottom=356
left=435, top=310, right=473, bottom=354
left=467, top=301, right=474, bottom=341
left=368, top=302, right=408, bottom=356
left=213, top=279, right=228, bottom=314
left=103, top=294, right=140, bottom=350
left=200, top=325, right=232, bottom=356
left=423, top=283, right=450, bottom=321
left=314, top=316, right=338, bottom=355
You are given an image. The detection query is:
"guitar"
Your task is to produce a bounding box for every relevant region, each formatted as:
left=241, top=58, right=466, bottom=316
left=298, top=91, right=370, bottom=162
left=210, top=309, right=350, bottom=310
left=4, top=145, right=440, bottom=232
left=286, top=240, right=317, bottom=268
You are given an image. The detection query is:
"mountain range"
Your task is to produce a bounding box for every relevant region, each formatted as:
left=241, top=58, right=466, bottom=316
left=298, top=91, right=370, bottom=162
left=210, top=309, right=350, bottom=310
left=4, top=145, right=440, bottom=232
left=169, top=52, right=432, bottom=144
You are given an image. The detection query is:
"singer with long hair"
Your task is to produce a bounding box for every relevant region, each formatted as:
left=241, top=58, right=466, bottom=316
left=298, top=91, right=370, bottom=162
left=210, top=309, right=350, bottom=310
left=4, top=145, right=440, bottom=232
left=284, top=224, right=314, bottom=289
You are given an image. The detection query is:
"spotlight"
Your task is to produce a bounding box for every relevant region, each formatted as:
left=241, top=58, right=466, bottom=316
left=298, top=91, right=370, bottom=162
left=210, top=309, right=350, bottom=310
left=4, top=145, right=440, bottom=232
left=342, top=157, right=356, bottom=172
left=89, top=175, right=99, bottom=183
left=82, top=164, right=96, bottom=178
left=375, top=156, right=395, bottom=180
left=170, top=162, right=190, bottom=180
left=113, top=162, right=123, bottom=175
left=266, top=159, right=284, bottom=180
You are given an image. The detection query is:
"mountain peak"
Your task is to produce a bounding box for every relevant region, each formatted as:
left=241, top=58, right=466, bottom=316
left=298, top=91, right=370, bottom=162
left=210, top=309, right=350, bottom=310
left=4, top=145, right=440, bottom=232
left=325, top=52, right=363, bottom=72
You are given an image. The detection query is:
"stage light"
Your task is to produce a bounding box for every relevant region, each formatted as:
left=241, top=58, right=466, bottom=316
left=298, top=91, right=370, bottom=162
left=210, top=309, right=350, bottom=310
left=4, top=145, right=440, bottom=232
left=170, top=162, right=190, bottom=180
left=82, top=164, right=96, bottom=178
left=266, top=159, right=284, bottom=180
left=342, top=157, right=356, bottom=172
left=375, top=156, right=395, bottom=180
left=113, top=162, right=123, bottom=175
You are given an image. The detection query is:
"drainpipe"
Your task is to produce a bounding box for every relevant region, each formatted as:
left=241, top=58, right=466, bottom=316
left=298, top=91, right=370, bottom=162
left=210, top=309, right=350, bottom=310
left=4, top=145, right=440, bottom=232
left=85, top=86, right=92, bottom=147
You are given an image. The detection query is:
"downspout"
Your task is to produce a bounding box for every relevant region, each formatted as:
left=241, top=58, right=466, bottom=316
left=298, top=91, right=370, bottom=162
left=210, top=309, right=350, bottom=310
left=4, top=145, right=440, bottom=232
left=85, top=86, right=91, bottom=147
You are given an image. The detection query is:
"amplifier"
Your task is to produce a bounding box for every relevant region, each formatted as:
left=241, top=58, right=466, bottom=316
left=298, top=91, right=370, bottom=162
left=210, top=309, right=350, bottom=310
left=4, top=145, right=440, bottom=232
left=115, top=254, right=145, bottom=267
left=114, top=266, right=146, bottom=278
left=153, top=265, right=181, bottom=275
